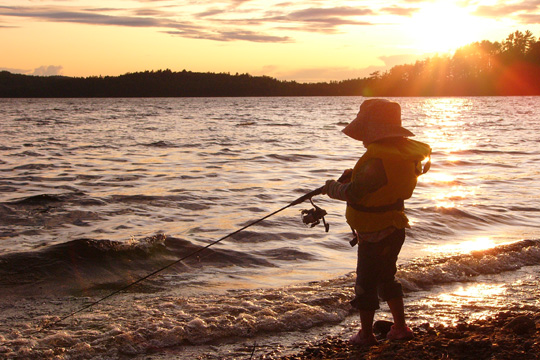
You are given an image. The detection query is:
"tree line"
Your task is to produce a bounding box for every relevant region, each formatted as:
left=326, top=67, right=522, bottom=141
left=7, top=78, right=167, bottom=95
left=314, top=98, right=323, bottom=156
left=367, top=30, right=540, bottom=96
left=2, top=30, right=540, bottom=97
left=0, top=69, right=358, bottom=97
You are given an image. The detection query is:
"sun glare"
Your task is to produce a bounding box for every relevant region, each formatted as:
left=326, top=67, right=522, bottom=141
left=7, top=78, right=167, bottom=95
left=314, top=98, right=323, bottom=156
left=407, top=2, right=482, bottom=53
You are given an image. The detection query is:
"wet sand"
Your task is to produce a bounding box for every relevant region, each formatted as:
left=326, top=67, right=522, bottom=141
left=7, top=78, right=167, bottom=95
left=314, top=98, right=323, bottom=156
left=278, top=312, right=540, bottom=359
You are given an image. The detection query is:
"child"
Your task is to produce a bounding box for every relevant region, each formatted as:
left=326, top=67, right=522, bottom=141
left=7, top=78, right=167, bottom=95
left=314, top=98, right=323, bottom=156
left=322, top=99, right=431, bottom=346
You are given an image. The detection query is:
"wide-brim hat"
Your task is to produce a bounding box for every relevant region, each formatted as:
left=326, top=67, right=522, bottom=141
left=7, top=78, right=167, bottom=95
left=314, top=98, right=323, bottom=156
left=342, top=99, right=414, bottom=143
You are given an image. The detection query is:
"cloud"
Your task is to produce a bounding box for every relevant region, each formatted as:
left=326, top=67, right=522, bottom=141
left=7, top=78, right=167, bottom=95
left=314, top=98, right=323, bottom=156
left=259, top=53, right=430, bottom=82
left=379, top=53, right=429, bottom=67
left=285, top=7, right=374, bottom=19
left=165, top=29, right=291, bottom=42
left=0, top=3, right=385, bottom=41
left=263, top=66, right=365, bottom=83
left=0, top=2, right=446, bottom=43
left=230, top=0, right=254, bottom=7
left=0, top=65, right=63, bottom=76
left=0, top=6, right=168, bottom=27
left=132, top=9, right=171, bottom=17
left=32, top=65, right=63, bottom=76
left=381, top=6, right=420, bottom=16
left=216, top=29, right=291, bottom=42
left=472, top=0, right=540, bottom=18
left=0, top=4, right=292, bottom=43
left=0, top=67, right=31, bottom=74
left=349, top=53, right=431, bottom=79
left=518, top=13, right=540, bottom=23
left=196, top=9, right=227, bottom=18
left=266, top=6, right=375, bottom=29
left=202, top=6, right=378, bottom=35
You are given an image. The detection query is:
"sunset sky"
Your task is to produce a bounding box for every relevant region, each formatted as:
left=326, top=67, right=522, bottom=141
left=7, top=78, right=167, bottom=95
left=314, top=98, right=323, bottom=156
left=2, top=0, right=540, bottom=82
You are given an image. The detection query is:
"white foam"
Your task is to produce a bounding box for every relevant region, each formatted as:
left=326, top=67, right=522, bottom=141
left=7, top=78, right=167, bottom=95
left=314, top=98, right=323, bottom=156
left=2, top=241, right=539, bottom=359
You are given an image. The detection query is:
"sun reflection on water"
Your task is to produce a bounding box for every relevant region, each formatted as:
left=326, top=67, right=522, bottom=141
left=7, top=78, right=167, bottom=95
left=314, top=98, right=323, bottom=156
left=406, top=266, right=540, bottom=328
left=432, top=185, right=476, bottom=208
left=453, top=283, right=506, bottom=299
left=423, top=172, right=455, bottom=184
left=426, top=237, right=496, bottom=254
left=412, top=282, right=507, bottom=326
left=413, top=98, right=475, bottom=155
left=436, top=283, right=507, bottom=310
left=410, top=98, right=484, bottom=211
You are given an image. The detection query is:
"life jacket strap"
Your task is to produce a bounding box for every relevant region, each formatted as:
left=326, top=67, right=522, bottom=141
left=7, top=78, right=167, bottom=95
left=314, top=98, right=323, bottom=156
left=347, top=199, right=404, bottom=213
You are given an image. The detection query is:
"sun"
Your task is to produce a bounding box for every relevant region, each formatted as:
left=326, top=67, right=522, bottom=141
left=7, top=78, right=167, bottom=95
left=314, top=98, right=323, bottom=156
left=406, top=1, right=483, bottom=53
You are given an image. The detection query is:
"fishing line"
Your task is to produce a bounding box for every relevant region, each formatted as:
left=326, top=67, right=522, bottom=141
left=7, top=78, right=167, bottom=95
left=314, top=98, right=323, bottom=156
left=249, top=342, right=258, bottom=359
left=40, top=186, right=325, bottom=331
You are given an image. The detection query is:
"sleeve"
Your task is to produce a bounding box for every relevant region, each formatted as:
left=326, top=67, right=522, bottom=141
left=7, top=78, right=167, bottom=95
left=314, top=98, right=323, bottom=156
left=345, top=157, right=387, bottom=204
left=324, top=158, right=387, bottom=203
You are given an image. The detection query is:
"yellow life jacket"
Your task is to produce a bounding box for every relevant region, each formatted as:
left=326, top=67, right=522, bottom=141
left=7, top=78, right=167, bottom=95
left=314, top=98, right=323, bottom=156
left=345, top=138, right=431, bottom=233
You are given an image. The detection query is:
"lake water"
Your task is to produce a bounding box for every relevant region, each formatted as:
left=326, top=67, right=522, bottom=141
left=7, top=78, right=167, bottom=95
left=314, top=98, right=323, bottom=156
left=1, top=96, right=539, bottom=359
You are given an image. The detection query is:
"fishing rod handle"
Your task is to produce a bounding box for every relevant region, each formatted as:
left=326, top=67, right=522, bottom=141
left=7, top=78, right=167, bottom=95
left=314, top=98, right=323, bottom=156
left=290, top=186, right=324, bottom=206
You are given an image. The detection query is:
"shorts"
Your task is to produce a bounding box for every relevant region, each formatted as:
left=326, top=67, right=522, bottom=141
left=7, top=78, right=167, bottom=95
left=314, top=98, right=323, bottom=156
left=350, top=228, right=405, bottom=311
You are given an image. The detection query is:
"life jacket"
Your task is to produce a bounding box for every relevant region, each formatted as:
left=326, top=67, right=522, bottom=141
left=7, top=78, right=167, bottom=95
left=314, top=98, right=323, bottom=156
left=345, top=138, right=431, bottom=233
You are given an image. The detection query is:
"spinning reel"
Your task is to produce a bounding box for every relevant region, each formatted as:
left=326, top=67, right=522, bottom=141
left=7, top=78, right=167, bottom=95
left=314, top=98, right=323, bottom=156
left=301, top=198, right=330, bottom=232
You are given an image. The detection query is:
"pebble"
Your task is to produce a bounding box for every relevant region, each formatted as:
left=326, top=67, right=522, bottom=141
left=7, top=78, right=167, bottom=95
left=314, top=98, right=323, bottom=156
left=503, top=315, right=536, bottom=335
left=276, top=312, right=540, bottom=360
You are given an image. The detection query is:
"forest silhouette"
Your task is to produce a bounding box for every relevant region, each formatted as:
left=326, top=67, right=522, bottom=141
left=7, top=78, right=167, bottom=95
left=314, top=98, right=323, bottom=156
left=2, top=30, right=540, bottom=97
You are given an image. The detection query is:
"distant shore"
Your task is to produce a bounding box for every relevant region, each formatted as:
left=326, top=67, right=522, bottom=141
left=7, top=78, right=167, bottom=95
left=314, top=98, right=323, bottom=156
left=1, top=70, right=363, bottom=98
left=3, top=61, right=540, bottom=98
left=277, top=312, right=540, bottom=359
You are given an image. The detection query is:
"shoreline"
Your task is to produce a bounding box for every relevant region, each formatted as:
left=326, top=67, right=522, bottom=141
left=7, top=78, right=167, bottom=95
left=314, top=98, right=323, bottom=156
left=276, top=312, right=540, bottom=359
left=1, top=278, right=540, bottom=359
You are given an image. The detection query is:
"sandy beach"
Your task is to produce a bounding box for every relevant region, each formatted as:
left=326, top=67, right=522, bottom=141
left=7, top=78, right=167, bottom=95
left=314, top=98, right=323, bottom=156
left=277, top=312, right=540, bottom=359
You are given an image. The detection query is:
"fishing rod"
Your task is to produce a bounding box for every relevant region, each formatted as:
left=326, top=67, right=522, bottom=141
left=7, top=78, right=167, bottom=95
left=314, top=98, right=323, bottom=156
left=41, top=186, right=328, bottom=331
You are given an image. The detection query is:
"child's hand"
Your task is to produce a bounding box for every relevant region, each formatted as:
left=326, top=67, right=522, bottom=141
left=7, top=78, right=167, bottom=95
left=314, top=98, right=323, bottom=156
left=321, top=180, right=333, bottom=195
left=337, top=169, right=353, bottom=183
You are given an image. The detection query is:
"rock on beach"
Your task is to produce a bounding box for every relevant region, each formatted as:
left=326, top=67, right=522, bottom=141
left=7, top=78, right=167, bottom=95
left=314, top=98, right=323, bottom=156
left=277, top=312, right=540, bottom=360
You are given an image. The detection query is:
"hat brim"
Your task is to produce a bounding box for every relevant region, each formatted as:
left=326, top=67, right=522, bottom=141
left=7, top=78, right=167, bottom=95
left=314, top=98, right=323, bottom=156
left=342, top=116, right=415, bottom=142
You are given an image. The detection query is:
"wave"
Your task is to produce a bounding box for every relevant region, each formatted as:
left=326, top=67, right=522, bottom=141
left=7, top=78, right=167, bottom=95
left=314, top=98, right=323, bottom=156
left=5, top=192, right=106, bottom=211
left=0, top=235, right=274, bottom=294
left=4, top=192, right=213, bottom=209
left=9, top=193, right=67, bottom=206
left=266, top=122, right=295, bottom=127
left=142, top=140, right=178, bottom=148
left=398, top=239, right=540, bottom=291
left=236, top=121, right=256, bottom=126
left=266, top=153, right=318, bottom=162
left=255, top=246, right=319, bottom=261
left=449, top=149, right=533, bottom=156
left=163, top=238, right=540, bottom=347
left=13, top=163, right=60, bottom=170
left=67, top=144, right=119, bottom=151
